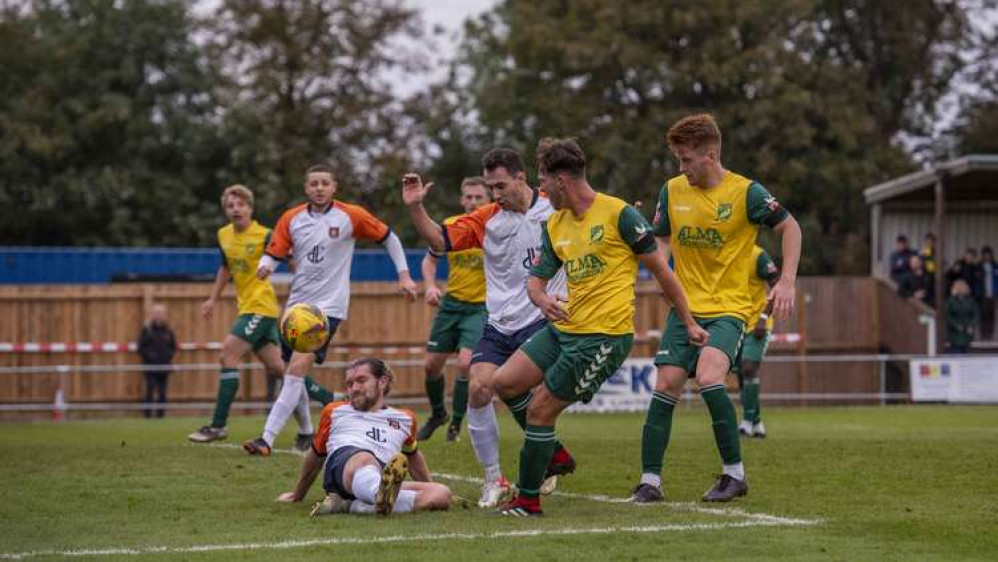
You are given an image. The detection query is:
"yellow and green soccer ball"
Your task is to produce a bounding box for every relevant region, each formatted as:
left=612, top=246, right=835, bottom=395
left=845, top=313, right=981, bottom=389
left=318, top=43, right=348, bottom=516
left=281, top=303, right=330, bottom=353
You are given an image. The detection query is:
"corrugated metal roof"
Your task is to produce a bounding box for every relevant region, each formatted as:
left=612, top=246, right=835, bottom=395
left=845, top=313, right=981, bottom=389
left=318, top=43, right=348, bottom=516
left=863, top=154, right=998, bottom=204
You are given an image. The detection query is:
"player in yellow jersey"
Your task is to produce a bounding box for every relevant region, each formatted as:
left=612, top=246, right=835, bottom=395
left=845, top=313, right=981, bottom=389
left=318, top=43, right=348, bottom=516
left=491, top=138, right=707, bottom=516
left=188, top=185, right=288, bottom=443
left=631, top=114, right=802, bottom=504
left=734, top=245, right=780, bottom=439
left=418, top=177, right=490, bottom=442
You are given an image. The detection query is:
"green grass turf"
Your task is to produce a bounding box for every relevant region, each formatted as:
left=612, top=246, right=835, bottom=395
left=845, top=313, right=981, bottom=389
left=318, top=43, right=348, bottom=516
left=1, top=405, right=997, bottom=561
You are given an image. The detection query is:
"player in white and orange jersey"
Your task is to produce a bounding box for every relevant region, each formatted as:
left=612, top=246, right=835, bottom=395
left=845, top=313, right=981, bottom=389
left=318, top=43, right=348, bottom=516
left=242, top=164, right=418, bottom=457
left=276, top=357, right=452, bottom=516
left=402, top=148, right=574, bottom=508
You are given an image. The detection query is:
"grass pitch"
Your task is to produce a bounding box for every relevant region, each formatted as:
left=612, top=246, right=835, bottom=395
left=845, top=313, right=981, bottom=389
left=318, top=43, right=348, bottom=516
left=1, top=405, right=996, bottom=561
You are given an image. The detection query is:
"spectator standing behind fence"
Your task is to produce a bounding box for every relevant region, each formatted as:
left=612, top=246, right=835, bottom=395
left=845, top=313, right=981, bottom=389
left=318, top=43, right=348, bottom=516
left=889, top=235, right=916, bottom=284
left=920, top=233, right=936, bottom=276
left=898, top=255, right=934, bottom=308
left=947, top=248, right=984, bottom=299
left=945, top=280, right=979, bottom=354
left=981, top=246, right=997, bottom=340
left=137, top=304, right=178, bottom=418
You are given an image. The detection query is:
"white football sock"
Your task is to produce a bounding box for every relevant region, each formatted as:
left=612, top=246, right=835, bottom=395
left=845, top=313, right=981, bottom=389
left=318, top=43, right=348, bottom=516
left=351, top=465, right=381, bottom=505
left=349, top=501, right=375, bottom=514
left=467, top=402, right=502, bottom=481
left=293, top=387, right=313, bottom=435
left=640, top=473, right=662, bottom=488
left=393, top=490, right=417, bottom=513
left=723, top=462, right=746, bottom=481
left=262, top=374, right=305, bottom=446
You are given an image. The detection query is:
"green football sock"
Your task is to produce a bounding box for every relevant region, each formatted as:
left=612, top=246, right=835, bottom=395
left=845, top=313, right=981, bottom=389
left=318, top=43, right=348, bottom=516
left=425, top=376, right=447, bottom=418
left=518, top=425, right=557, bottom=499
left=304, top=375, right=337, bottom=405
left=641, top=391, right=677, bottom=475
left=701, top=383, right=742, bottom=465
left=742, top=376, right=761, bottom=424
left=211, top=368, right=240, bottom=428
left=451, top=377, right=469, bottom=426
left=503, top=392, right=532, bottom=431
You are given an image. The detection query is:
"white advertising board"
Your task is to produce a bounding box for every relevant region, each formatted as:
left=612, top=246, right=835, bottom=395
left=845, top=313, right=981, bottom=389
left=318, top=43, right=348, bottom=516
left=910, top=357, right=998, bottom=403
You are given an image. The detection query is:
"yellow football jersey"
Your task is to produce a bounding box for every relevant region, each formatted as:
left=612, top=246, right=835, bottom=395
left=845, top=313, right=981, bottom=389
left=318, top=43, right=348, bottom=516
left=652, top=171, right=787, bottom=322
left=217, top=221, right=279, bottom=317
left=442, top=215, right=486, bottom=304
left=746, top=245, right=780, bottom=332
left=532, top=193, right=656, bottom=335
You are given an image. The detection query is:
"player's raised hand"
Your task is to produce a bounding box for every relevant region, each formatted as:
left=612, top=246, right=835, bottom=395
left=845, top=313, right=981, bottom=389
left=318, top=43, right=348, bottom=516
left=425, top=286, right=443, bottom=307
left=201, top=298, right=215, bottom=320
left=768, top=278, right=796, bottom=320
left=687, top=323, right=709, bottom=347
left=402, top=173, right=433, bottom=206
left=537, top=293, right=570, bottom=322
left=275, top=491, right=301, bottom=502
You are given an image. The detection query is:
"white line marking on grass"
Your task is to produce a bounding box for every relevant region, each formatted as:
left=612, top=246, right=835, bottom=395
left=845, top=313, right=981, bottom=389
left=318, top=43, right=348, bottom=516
left=0, top=519, right=820, bottom=560
left=431, top=472, right=821, bottom=526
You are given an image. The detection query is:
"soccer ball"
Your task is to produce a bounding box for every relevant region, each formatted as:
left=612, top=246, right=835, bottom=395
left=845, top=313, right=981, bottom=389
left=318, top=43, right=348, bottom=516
left=281, top=303, right=330, bottom=353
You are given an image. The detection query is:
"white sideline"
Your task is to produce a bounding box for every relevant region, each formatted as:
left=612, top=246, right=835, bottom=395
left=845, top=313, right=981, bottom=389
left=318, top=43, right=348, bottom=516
left=202, top=443, right=821, bottom=526
left=0, top=519, right=819, bottom=560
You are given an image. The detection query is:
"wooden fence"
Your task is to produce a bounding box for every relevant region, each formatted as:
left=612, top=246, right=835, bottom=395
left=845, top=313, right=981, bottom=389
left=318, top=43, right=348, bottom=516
left=0, top=277, right=929, bottom=405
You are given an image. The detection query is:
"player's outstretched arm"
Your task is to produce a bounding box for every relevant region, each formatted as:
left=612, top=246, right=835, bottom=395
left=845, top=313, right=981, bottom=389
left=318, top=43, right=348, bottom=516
left=422, top=253, right=442, bottom=306
left=402, top=173, right=445, bottom=253
left=639, top=249, right=708, bottom=346
left=769, top=214, right=802, bottom=320
left=406, top=450, right=433, bottom=482
left=202, top=265, right=230, bottom=319
left=276, top=448, right=323, bottom=502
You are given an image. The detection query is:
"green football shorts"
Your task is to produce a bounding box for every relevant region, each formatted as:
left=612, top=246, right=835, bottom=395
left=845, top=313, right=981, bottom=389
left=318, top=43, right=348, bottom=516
left=426, top=295, right=487, bottom=354
left=231, top=313, right=281, bottom=351
left=654, top=309, right=745, bottom=374
left=732, top=331, right=770, bottom=373
left=520, top=324, right=633, bottom=404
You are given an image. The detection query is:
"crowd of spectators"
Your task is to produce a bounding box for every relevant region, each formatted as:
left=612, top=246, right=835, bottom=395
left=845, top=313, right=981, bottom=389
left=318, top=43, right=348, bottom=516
left=890, top=233, right=998, bottom=351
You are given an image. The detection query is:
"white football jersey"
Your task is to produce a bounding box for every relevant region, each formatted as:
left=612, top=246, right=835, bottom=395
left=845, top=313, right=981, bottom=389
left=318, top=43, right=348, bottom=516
left=313, top=401, right=418, bottom=465
left=443, top=191, right=567, bottom=334
left=267, top=201, right=391, bottom=319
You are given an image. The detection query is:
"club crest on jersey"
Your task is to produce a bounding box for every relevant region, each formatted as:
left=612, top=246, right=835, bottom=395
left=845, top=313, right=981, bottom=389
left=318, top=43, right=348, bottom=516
left=589, top=225, right=604, bottom=244
left=388, top=419, right=401, bottom=430
left=715, top=203, right=733, bottom=223
left=328, top=227, right=340, bottom=239
left=244, top=243, right=257, bottom=256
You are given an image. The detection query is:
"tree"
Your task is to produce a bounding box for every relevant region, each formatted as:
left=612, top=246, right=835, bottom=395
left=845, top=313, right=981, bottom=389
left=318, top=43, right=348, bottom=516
left=0, top=0, right=226, bottom=245
left=447, top=0, right=991, bottom=273
left=202, top=0, right=429, bottom=235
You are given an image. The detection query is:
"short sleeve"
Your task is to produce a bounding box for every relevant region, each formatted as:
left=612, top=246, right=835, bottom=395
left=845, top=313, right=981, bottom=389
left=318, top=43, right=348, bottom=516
left=652, top=184, right=671, bottom=237
left=530, top=226, right=563, bottom=279
left=443, top=204, right=497, bottom=252
left=618, top=205, right=657, bottom=255
left=757, top=250, right=780, bottom=284
left=217, top=244, right=228, bottom=269
left=746, top=182, right=789, bottom=228
left=340, top=203, right=390, bottom=243
left=267, top=207, right=301, bottom=259
left=311, top=403, right=337, bottom=456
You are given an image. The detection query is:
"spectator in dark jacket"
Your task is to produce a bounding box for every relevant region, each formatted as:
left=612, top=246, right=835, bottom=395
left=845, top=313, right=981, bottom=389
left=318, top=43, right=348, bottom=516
left=946, top=248, right=984, bottom=298
left=898, top=255, right=934, bottom=307
left=138, top=304, right=178, bottom=418
left=981, top=246, right=997, bottom=340
left=945, top=280, right=979, bottom=354
left=889, top=234, right=916, bottom=284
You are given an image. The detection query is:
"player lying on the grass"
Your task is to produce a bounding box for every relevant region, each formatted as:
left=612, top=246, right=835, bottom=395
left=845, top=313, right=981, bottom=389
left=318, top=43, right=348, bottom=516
left=189, top=185, right=289, bottom=444
left=243, top=164, right=418, bottom=457
left=403, top=148, right=574, bottom=508
left=734, top=245, right=780, bottom=439
left=491, top=138, right=708, bottom=516
left=418, top=177, right=491, bottom=443
left=276, top=357, right=452, bottom=516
